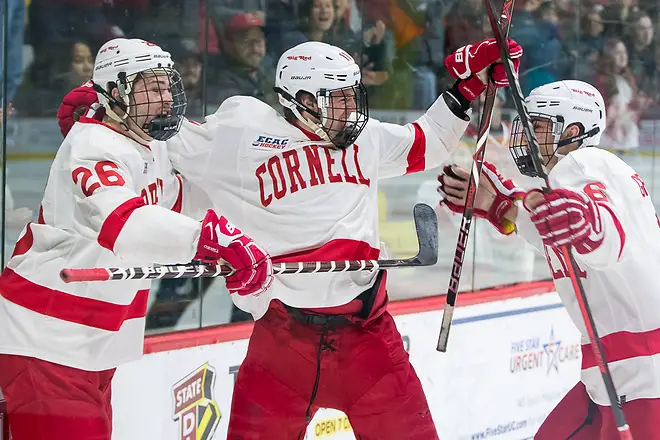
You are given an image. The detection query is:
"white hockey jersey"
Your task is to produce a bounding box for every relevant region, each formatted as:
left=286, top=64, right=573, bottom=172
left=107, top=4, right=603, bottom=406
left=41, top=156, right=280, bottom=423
left=515, top=147, right=660, bottom=405
left=0, top=117, right=210, bottom=371
left=168, top=95, right=469, bottom=319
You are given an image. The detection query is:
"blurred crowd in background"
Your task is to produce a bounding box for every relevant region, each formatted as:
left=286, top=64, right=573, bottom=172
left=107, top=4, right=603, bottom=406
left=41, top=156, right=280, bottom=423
left=1, top=0, right=659, bottom=329
left=0, top=0, right=659, bottom=151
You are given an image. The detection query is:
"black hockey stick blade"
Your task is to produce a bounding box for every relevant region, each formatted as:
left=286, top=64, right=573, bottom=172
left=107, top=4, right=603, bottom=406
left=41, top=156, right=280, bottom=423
left=410, top=202, right=438, bottom=266
left=61, top=203, right=438, bottom=283
left=436, top=0, right=516, bottom=353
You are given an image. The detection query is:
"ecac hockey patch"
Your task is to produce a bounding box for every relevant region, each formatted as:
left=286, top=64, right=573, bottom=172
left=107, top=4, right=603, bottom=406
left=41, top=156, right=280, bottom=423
left=251, top=135, right=289, bottom=149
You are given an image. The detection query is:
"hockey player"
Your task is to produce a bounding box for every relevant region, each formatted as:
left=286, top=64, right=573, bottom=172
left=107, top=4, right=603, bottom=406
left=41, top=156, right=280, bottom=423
left=438, top=80, right=660, bottom=439
left=162, top=39, right=522, bottom=439
left=56, top=37, right=522, bottom=438
left=0, top=39, right=272, bottom=440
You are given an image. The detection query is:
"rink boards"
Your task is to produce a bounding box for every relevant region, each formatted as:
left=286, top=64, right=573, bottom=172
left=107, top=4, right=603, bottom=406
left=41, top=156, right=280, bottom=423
left=112, top=280, right=583, bottom=440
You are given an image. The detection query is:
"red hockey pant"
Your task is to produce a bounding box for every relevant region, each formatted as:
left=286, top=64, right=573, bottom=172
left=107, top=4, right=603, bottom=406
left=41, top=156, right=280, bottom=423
left=227, top=301, right=438, bottom=440
left=535, top=381, right=660, bottom=439
left=0, top=354, right=114, bottom=440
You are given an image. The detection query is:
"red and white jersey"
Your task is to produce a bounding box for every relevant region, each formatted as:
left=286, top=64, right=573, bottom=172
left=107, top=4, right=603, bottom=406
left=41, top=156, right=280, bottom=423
left=168, top=96, right=469, bottom=318
left=0, top=117, right=210, bottom=371
left=515, top=147, right=660, bottom=405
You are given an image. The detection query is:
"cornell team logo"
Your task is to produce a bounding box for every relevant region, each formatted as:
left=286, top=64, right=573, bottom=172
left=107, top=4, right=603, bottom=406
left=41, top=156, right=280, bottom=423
left=172, top=363, right=221, bottom=440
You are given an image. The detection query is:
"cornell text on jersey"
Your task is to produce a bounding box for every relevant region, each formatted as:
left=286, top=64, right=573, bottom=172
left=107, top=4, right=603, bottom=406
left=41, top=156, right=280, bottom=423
left=255, top=144, right=371, bottom=207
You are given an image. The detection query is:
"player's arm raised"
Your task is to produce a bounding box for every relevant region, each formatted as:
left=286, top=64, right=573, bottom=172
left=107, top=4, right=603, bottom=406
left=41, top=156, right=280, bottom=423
left=376, top=38, right=522, bottom=178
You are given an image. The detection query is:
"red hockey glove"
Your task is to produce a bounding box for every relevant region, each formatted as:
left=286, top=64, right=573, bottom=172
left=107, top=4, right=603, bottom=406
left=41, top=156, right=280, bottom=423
left=438, top=162, right=524, bottom=235
left=524, top=188, right=603, bottom=252
left=195, top=210, right=274, bottom=296
left=57, top=81, right=102, bottom=137
left=445, top=38, right=522, bottom=101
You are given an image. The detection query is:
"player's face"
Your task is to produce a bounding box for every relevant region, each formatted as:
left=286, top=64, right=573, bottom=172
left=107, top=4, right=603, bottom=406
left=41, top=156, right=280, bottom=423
left=531, top=118, right=555, bottom=161
left=129, top=71, right=173, bottom=130
left=322, top=88, right=358, bottom=137
left=518, top=117, right=580, bottom=170
left=515, top=117, right=556, bottom=165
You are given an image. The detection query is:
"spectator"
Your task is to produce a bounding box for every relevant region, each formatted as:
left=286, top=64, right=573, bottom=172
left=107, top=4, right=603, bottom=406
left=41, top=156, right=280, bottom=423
left=445, top=1, right=484, bottom=55
left=14, top=41, right=95, bottom=116
left=649, top=37, right=660, bottom=104
left=0, top=0, right=25, bottom=106
left=579, top=8, right=605, bottom=56
left=511, top=0, right=562, bottom=94
left=280, top=0, right=391, bottom=93
left=601, top=0, right=638, bottom=37
left=262, top=0, right=305, bottom=59
left=208, top=0, right=264, bottom=25
left=27, top=0, right=123, bottom=86
left=133, top=0, right=200, bottom=48
left=594, top=38, right=651, bottom=154
left=281, top=0, right=336, bottom=48
left=573, top=8, right=605, bottom=80
left=68, top=42, right=95, bottom=86
left=333, top=0, right=362, bottom=35
left=167, top=39, right=205, bottom=117
left=215, top=13, right=278, bottom=107
left=624, top=10, right=655, bottom=95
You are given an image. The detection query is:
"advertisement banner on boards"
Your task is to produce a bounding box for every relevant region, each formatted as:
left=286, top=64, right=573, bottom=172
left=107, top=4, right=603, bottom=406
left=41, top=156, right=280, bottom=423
left=111, top=291, right=581, bottom=440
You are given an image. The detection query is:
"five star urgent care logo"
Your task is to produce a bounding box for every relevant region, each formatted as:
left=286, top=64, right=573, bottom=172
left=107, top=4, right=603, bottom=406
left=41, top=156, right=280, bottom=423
left=509, top=328, right=581, bottom=375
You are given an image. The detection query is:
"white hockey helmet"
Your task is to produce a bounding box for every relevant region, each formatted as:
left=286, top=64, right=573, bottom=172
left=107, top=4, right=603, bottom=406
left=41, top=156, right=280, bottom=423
left=274, top=41, right=368, bottom=148
left=92, top=38, right=187, bottom=141
left=509, top=80, right=606, bottom=177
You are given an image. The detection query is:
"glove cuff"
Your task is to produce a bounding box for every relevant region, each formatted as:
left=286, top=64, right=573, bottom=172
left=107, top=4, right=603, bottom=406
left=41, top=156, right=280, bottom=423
left=443, top=80, right=473, bottom=121
left=457, top=75, right=487, bottom=102
left=486, top=193, right=518, bottom=235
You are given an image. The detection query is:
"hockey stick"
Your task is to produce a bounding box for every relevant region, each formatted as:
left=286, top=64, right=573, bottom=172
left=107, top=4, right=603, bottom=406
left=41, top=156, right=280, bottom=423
left=60, top=203, right=438, bottom=283
left=484, top=1, right=633, bottom=437
left=436, top=0, right=516, bottom=352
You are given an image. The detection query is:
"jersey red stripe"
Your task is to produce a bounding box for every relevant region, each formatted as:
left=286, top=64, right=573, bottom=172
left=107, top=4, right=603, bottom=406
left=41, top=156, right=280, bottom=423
left=273, top=238, right=380, bottom=262
left=97, top=197, right=146, bottom=252
left=596, top=201, right=626, bottom=260
left=11, top=223, right=34, bottom=258
left=581, top=327, right=660, bottom=370
left=171, top=174, right=184, bottom=213
left=37, top=205, right=45, bottom=225
left=405, top=122, right=427, bottom=174
left=0, top=268, right=148, bottom=331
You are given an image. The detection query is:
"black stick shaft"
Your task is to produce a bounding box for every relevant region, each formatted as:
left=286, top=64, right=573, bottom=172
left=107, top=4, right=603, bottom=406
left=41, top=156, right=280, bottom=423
left=437, top=0, right=516, bottom=352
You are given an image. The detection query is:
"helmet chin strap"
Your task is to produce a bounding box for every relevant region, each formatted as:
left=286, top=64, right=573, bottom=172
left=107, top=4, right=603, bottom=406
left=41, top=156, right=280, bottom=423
left=291, top=106, right=331, bottom=142
left=92, top=79, right=154, bottom=142
left=273, top=86, right=333, bottom=143
left=551, top=126, right=601, bottom=162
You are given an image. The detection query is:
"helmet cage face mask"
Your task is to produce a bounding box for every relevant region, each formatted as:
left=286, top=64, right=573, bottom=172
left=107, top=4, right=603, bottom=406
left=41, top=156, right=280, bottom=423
left=509, top=112, right=564, bottom=178
left=316, top=83, right=369, bottom=149
left=98, top=66, right=187, bottom=141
